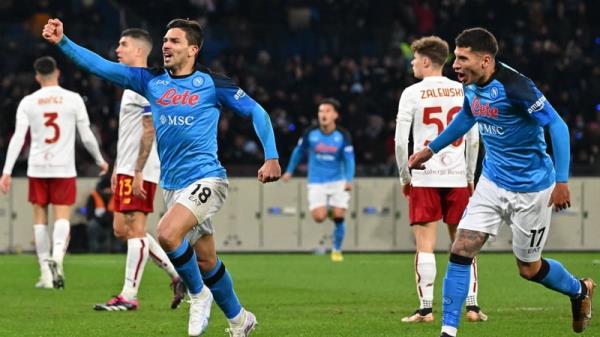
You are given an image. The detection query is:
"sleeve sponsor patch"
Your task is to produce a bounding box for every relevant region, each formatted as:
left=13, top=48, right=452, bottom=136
left=527, top=96, right=547, bottom=114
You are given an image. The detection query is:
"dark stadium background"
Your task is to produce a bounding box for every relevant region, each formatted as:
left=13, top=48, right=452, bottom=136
left=1, top=0, right=599, bottom=177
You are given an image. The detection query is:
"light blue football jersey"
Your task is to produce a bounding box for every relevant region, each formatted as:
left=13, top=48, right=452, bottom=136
left=286, top=127, right=355, bottom=184
left=458, top=62, right=558, bottom=192
left=58, top=36, right=278, bottom=190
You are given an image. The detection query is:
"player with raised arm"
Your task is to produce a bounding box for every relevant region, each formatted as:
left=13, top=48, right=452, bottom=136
left=282, top=98, right=355, bottom=262
left=43, top=18, right=280, bottom=337
left=407, top=28, right=595, bottom=337
left=395, top=36, right=485, bottom=323
left=93, top=28, right=186, bottom=312
left=0, top=56, right=108, bottom=289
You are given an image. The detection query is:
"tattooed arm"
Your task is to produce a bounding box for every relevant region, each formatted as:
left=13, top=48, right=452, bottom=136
left=132, top=115, right=155, bottom=200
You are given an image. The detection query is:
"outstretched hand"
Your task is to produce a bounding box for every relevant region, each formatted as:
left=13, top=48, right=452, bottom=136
left=42, top=18, right=64, bottom=44
left=258, top=159, right=281, bottom=183
left=408, top=147, right=434, bottom=170
left=548, top=182, right=570, bottom=212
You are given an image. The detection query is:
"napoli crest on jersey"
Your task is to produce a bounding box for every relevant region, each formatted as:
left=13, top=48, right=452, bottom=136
left=490, top=86, right=499, bottom=100
left=192, top=76, right=204, bottom=87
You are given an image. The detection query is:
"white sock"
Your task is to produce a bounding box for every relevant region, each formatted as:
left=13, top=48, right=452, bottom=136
left=228, top=307, right=245, bottom=326
left=121, top=237, right=149, bottom=301
left=416, top=252, right=436, bottom=309
left=51, top=219, right=70, bottom=266
left=147, top=234, right=179, bottom=280
left=466, top=257, right=479, bottom=307
left=33, top=224, right=51, bottom=280
left=190, top=284, right=210, bottom=300
left=441, top=325, right=457, bottom=337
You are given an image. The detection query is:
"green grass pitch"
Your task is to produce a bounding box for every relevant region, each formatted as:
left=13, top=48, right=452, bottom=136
left=1, top=253, right=598, bottom=337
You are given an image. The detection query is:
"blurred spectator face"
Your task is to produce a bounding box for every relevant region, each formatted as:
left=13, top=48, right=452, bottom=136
left=162, top=28, right=198, bottom=70
left=115, top=36, right=140, bottom=66
left=453, top=47, right=489, bottom=85
left=411, top=52, right=426, bottom=80
left=318, top=103, right=338, bottom=129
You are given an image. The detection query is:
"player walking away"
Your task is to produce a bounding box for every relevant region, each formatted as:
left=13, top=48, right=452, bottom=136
left=0, top=56, right=108, bottom=289
left=408, top=28, right=595, bottom=337
left=93, top=28, right=186, bottom=312
left=395, top=36, right=486, bottom=324
left=282, top=98, right=355, bottom=262
left=44, top=18, right=280, bottom=337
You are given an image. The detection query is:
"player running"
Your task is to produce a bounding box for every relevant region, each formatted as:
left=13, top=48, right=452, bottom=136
left=44, top=18, right=280, bottom=337
left=408, top=27, right=595, bottom=337
left=282, top=98, right=355, bottom=262
left=93, top=28, right=186, bottom=312
left=395, top=35, right=485, bottom=323
left=0, top=56, right=107, bottom=289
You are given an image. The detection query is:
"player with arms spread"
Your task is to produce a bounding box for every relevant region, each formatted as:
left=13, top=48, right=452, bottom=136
left=0, top=56, right=107, bottom=289
left=43, top=18, right=280, bottom=337
left=93, top=28, right=186, bottom=312
left=282, top=98, right=355, bottom=262
left=395, top=36, right=485, bottom=323
left=408, top=27, right=595, bottom=337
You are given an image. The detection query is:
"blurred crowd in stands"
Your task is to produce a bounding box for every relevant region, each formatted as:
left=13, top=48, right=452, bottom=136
left=1, top=0, right=599, bottom=177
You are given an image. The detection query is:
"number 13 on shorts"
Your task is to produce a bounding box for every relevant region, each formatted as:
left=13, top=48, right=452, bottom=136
left=119, top=177, right=133, bottom=204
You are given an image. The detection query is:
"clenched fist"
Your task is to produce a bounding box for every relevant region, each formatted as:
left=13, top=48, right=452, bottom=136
left=42, top=18, right=64, bottom=44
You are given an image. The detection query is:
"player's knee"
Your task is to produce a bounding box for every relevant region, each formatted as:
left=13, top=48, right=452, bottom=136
left=332, top=208, right=346, bottom=219
left=197, top=254, right=217, bottom=273
left=113, top=221, right=128, bottom=241
left=156, top=228, right=178, bottom=251
left=519, top=269, right=536, bottom=280
left=520, top=259, right=549, bottom=282
left=113, top=227, right=127, bottom=241
left=313, top=214, right=327, bottom=223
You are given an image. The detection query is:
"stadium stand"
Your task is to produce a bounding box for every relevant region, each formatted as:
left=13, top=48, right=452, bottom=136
left=1, top=0, right=599, bottom=176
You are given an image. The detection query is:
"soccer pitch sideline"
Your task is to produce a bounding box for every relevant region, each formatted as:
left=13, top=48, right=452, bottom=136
left=1, top=253, right=598, bottom=337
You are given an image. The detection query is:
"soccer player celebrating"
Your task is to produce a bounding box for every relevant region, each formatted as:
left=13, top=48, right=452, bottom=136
left=408, top=27, right=595, bottom=337
left=0, top=56, right=108, bottom=289
left=282, top=98, right=355, bottom=262
left=93, top=28, right=186, bottom=312
left=395, top=36, right=485, bottom=323
left=43, top=18, right=280, bottom=336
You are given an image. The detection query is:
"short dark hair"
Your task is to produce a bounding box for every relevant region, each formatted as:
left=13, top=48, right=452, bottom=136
left=455, top=27, right=498, bottom=57
left=166, top=18, right=203, bottom=48
left=121, top=28, right=153, bottom=50
left=319, top=97, right=341, bottom=112
left=33, top=56, right=57, bottom=75
left=411, top=36, right=449, bottom=66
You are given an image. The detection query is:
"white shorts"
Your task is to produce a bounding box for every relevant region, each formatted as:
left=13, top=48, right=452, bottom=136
left=163, top=177, right=228, bottom=244
left=458, top=176, right=554, bottom=262
left=307, top=180, right=350, bottom=211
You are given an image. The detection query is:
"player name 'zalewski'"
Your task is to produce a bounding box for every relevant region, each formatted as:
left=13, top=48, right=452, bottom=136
left=420, top=87, right=463, bottom=99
